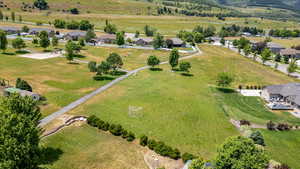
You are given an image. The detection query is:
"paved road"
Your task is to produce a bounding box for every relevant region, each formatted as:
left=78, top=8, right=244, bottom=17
left=39, top=46, right=201, bottom=127
left=223, top=42, right=300, bottom=79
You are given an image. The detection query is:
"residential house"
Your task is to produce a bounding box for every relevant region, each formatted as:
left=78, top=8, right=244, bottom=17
left=266, top=42, right=285, bottom=54
left=168, top=38, right=185, bottom=47
left=3, top=87, right=40, bottom=101
left=97, top=34, right=116, bottom=44
left=134, top=37, right=153, bottom=46
left=261, top=83, right=300, bottom=109
left=0, top=26, right=21, bottom=34
left=29, top=28, right=55, bottom=36
left=64, top=31, right=87, bottom=41
left=280, top=48, right=300, bottom=59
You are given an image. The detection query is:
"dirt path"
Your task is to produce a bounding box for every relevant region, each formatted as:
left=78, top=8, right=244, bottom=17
left=39, top=46, right=202, bottom=127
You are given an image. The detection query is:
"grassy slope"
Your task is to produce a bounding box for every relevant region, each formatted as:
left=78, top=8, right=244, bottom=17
left=261, top=130, right=300, bottom=169
left=41, top=124, right=148, bottom=169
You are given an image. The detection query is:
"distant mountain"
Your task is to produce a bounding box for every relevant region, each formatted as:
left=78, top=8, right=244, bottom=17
left=217, top=0, right=300, bottom=11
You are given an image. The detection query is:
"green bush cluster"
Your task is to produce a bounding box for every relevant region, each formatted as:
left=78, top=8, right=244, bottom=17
left=87, top=115, right=135, bottom=142
left=182, top=152, right=197, bottom=163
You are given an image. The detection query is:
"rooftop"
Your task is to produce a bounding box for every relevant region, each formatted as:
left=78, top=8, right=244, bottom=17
left=267, top=42, right=285, bottom=49
left=265, top=83, right=300, bottom=105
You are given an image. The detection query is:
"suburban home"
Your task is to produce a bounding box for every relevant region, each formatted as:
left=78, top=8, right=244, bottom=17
left=134, top=37, right=153, bottom=46
left=97, top=34, right=117, bottom=44
left=280, top=48, right=300, bottom=59
left=261, top=83, right=300, bottom=109
left=0, top=26, right=21, bottom=34
left=29, top=28, right=55, bottom=36
left=64, top=31, right=87, bottom=41
left=168, top=38, right=185, bottom=47
left=266, top=42, right=285, bottom=54
left=3, top=87, right=40, bottom=101
left=205, top=36, right=221, bottom=43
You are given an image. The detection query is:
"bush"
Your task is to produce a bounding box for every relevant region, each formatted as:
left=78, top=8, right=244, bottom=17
left=121, top=130, right=128, bottom=139
left=126, top=132, right=135, bottom=142
left=102, top=122, right=110, bottom=131
left=238, top=85, right=243, bottom=90
left=88, top=61, right=97, bottom=72
left=140, top=135, right=148, bottom=146
left=277, top=123, right=290, bottom=131
left=87, top=115, right=98, bottom=127
left=109, top=124, right=124, bottom=136
left=182, top=152, right=197, bottom=163
left=147, top=139, right=157, bottom=150
left=249, top=131, right=265, bottom=146
left=240, top=119, right=251, bottom=126
left=267, top=121, right=276, bottom=130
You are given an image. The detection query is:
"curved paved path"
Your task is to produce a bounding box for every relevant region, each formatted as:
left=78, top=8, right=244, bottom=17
left=39, top=46, right=202, bottom=127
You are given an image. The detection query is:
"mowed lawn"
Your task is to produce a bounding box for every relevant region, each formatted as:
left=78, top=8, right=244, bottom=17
left=261, top=130, right=300, bottom=169
left=43, top=44, right=297, bottom=167
left=41, top=124, right=148, bottom=169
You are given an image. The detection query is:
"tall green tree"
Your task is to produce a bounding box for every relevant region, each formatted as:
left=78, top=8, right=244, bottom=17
left=18, top=15, right=22, bottom=23
left=65, top=41, right=81, bottom=63
left=116, top=32, right=125, bottom=46
left=104, top=20, right=117, bottom=34
left=12, top=38, right=26, bottom=51
left=261, top=48, right=271, bottom=65
left=106, top=53, right=123, bottom=72
left=34, top=0, right=49, bottom=10
left=51, top=36, right=59, bottom=47
left=215, top=136, right=269, bottom=169
left=153, top=33, right=164, bottom=49
left=0, top=10, right=3, bottom=20
left=169, top=49, right=179, bottom=69
left=97, top=61, right=111, bottom=75
left=179, top=62, right=191, bottom=73
left=0, top=30, right=7, bottom=53
left=287, top=59, right=297, bottom=76
left=85, top=29, right=96, bottom=42
left=38, top=31, right=50, bottom=50
left=0, top=94, right=42, bottom=169
left=147, top=55, right=160, bottom=68
left=11, top=12, right=15, bottom=22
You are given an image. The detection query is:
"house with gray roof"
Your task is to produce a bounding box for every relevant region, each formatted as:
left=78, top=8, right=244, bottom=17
left=262, top=83, right=300, bottom=109
left=0, top=26, right=21, bottom=34
left=97, top=34, right=116, bottom=44
left=266, top=42, right=285, bottom=54
left=280, top=48, right=300, bottom=59
left=29, top=28, right=55, bottom=36
left=64, top=31, right=87, bottom=41
left=167, top=38, right=185, bottom=47
left=134, top=37, right=153, bottom=46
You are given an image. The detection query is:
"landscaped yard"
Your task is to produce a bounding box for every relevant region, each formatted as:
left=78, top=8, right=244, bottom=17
left=40, top=44, right=298, bottom=168
left=41, top=124, right=148, bottom=169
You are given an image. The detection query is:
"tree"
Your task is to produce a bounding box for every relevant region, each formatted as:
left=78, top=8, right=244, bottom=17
left=22, top=26, right=29, bottom=33
left=0, top=31, right=7, bottom=53
left=180, top=62, right=191, bottom=73
left=106, top=53, right=123, bottom=72
left=0, top=94, right=42, bottom=169
left=97, top=61, right=111, bottom=75
left=243, top=44, right=251, bottom=56
left=267, top=121, right=276, bottom=130
left=0, top=10, right=3, bottom=20
left=261, top=48, right=271, bottom=64
left=216, top=72, right=234, bottom=87
left=32, top=38, right=38, bottom=45
left=220, top=38, right=225, bottom=46
left=104, top=20, right=117, bottom=34
left=194, top=32, right=204, bottom=43
left=34, top=0, right=49, bottom=10
left=135, top=30, right=140, bottom=38
left=79, top=38, right=85, bottom=47
left=16, top=78, right=33, bottom=92
left=169, top=49, right=179, bottom=69
left=88, top=61, right=97, bottom=72
left=18, top=15, right=22, bottom=23
left=153, top=33, right=164, bottom=49
left=189, top=158, right=205, bottom=169
left=65, top=41, right=81, bottom=62
left=249, top=131, right=265, bottom=146
left=38, top=31, right=50, bottom=49
left=11, top=12, right=15, bottom=22
left=79, top=20, right=93, bottom=31
left=144, top=25, right=156, bottom=37
left=287, top=59, right=297, bottom=76
left=274, top=54, right=281, bottom=62
left=147, top=55, right=160, bottom=68
left=215, top=136, right=269, bottom=169
left=85, top=29, right=96, bottom=42
left=116, top=32, right=125, bottom=46
left=12, top=38, right=26, bottom=51
left=70, top=8, right=79, bottom=14
left=165, top=39, right=173, bottom=48
left=140, top=135, right=148, bottom=146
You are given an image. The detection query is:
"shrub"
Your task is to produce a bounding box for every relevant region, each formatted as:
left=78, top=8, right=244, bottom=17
left=88, top=61, right=97, bottom=72
left=246, top=85, right=249, bottom=89
left=277, top=123, right=290, bottom=131
left=126, top=132, right=135, bottom=142
left=240, top=119, right=251, bottom=126
left=102, top=122, right=110, bottom=131
left=140, top=135, right=148, bottom=146
left=109, top=124, right=124, bottom=136
left=182, top=152, right=197, bottom=163
left=249, top=131, right=265, bottom=146
left=238, top=85, right=242, bottom=90
left=121, top=130, right=128, bottom=139
left=267, top=121, right=276, bottom=130
left=87, top=115, right=98, bottom=127
left=147, top=139, right=157, bottom=150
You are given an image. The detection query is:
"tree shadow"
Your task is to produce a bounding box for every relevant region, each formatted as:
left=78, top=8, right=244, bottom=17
left=181, top=72, right=193, bottom=76
left=149, top=67, right=163, bottom=71
left=39, top=147, right=63, bottom=165
left=172, top=68, right=181, bottom=72
left=74, top=54, right=86, bottom=58
left=68, top=62, right=80, bottom=65
left=16, top=50, right=30, bottom=54
left=43, top=49, right=53, bottom=53
left=216, top=87, right=235, bottom=93
left=110, top=70, right=127, bottom=76
left=3, top=52, right=15, bottom=55
left=93, top=75, right=115, bottom=81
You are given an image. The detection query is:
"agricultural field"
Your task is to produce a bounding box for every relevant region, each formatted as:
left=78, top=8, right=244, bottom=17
left=40, top=44, right=300, bottom=168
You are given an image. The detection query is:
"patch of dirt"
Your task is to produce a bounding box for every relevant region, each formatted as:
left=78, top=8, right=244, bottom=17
left=144, top=150, right=184, bottom=169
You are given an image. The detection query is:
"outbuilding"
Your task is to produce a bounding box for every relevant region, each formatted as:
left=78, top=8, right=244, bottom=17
left=3, top=87, right=40, bottom=101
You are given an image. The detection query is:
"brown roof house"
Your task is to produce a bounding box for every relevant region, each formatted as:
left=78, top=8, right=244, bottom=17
left=261, top=83, right=300, bottom=109
left=134, top=37, right=153, bottom=46
left=97, top=34, right=116, bottom=44
left=167, top=38, right=185, bottom=47
left=64, top=31, right=87, bottom=41
left=280, top=48, right=300, bottom=59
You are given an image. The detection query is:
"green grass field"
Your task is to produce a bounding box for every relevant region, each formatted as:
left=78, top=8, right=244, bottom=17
left=41, top=124, right=148, bottom=169
left=40, top=45, right=298, bottom=168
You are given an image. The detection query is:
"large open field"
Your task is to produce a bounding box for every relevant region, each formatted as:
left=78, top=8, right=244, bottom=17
left=41, top=44, right=300, bottom=168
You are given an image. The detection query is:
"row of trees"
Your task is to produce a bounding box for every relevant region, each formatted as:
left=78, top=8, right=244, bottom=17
left=219, top=24, right=264, bottom=37
left=53, top=19, right=93, bottom=31
left=269, top=29, right=300, bottom=38
left=177, top=25, right=216, bottom=44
